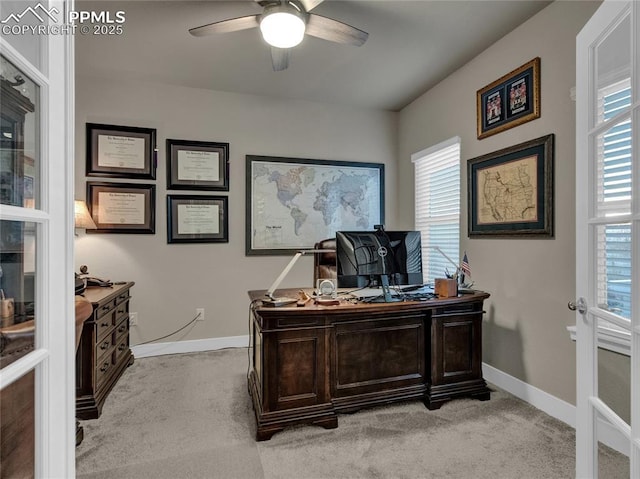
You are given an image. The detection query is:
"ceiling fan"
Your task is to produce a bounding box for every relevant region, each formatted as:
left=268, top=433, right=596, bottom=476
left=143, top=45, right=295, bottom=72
left=189, top=0, right=369, bottom=71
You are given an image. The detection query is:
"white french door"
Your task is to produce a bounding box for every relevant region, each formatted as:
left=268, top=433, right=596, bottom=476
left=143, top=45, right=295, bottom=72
left=575, top=0, right=639, bottom=477
left=0, top=1, right=75, bottom=477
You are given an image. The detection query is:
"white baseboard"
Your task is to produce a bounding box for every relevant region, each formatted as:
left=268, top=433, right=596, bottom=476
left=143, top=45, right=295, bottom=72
left=131, top=335, right=249, bottom=359
left=130, top=337, right=630, bottom=457
left=483, top=362, right=630, bottom=457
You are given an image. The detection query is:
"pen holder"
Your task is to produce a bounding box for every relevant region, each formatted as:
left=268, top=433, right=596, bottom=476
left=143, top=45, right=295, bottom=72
left=1, top=297, right=15, bottom=327
left=434, top=278, right=458, bottom=298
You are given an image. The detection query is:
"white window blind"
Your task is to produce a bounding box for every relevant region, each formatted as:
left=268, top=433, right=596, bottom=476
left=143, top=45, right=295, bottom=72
left=412, top=137, right=461, bottom=282
left=597, top=79, right=632, bottom=320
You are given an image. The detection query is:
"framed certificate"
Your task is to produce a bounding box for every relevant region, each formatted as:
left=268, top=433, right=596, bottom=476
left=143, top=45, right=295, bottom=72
left=86, top=123, right=157, bottom=179
left=166, top=139, right=229, bottom=191
left=167, top=194, right=228, bottom=244
left=87, top=182, right=156, bottom=234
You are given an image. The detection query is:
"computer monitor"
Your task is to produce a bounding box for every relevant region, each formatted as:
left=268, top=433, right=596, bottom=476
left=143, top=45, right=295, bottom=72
left=336, top=229, right=423, bottom=301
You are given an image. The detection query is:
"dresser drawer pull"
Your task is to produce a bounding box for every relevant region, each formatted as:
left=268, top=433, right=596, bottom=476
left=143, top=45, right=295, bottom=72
left=100, top=341, right=110, bottom=350
left=101, top=321, right=110, bottom=328
left=117, top=308, right=125, bottom=315
left=101, top=305, right=111, bottom=313
left=118, top=294, right=129, bottom=301
left=100, top=362, right=109, bottom=372
left=118, top=344, right=127, bottom=352
left=118, top=325, right=126, bottom=333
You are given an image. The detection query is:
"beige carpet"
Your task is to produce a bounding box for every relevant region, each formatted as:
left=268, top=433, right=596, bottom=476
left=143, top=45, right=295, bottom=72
left=76, top=348, right=628, bottom=478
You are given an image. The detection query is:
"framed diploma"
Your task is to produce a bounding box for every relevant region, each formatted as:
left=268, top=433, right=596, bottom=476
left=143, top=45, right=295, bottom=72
left=86, top=123, right=157, bottom=179
left=167, top=194, right=228, bottom=243
left=166, top=139, right=229, bottom=191
left=87, top=182, right=156, bottom=234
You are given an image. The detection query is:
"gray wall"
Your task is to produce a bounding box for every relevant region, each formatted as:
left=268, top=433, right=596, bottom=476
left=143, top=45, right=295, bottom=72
left=398, top=0, right=631, bottom=414
left=75, top=77, right=398, bottom=344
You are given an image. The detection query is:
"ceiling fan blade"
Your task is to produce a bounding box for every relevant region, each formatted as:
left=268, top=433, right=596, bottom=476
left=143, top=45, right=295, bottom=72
left=299, top=0, right=324, bottom=12
left=306, top=14, right=368, bottom=46
left=271, top=47, right=290, bottom=71
left=189, top=15, right=259, bottom=37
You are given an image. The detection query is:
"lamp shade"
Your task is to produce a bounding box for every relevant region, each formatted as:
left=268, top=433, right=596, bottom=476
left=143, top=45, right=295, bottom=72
left=260, top=6, right=306, bottom=49
left=74, top=200, right=97, bottom=230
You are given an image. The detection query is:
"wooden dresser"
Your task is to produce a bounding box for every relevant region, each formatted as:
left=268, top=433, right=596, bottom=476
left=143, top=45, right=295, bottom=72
left=76, top=282, right=134, bottom=420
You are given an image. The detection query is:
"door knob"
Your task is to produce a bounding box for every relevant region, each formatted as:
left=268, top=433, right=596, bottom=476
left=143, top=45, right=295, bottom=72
left=568, top=297, right=587, bottom=314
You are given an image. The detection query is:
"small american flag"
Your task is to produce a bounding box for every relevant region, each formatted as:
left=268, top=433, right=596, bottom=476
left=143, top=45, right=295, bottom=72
left=460, top=252, right=471, bottom=278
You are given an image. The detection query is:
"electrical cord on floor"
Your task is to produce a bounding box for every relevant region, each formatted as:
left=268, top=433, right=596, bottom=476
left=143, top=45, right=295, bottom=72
left=136, top=311, right=201, bottom=345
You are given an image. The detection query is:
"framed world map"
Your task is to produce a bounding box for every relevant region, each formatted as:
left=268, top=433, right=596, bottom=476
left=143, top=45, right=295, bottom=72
left=467, top=134, right=554, bottom=237
left=246, top=155, right=385, bottom=255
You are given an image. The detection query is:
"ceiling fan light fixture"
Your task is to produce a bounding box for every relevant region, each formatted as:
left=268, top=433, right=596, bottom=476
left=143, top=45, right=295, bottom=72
left=260, top=6, right=306, bottom=49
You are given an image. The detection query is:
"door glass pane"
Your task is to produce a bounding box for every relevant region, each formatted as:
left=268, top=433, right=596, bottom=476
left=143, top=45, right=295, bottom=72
left=0, top=1, right=47, bottom=73
left=595, top=115, right=632, bottom=219
left=594, top=14, right=630, bottom=128
left=0, top=220, right=36, bottom=368
left=595, top=223, right=631, bottom=320
left=0, top=54, right=39, bottom=209
left=0, top=370, right=34, bottom=477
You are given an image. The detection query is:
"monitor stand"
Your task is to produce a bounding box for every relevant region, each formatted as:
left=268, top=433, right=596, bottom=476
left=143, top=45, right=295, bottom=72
left=366, top=275, right=402, bottom=303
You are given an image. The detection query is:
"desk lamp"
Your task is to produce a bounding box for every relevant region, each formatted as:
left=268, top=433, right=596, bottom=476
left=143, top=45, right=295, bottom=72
left=263, top=248, right=335, bottom=306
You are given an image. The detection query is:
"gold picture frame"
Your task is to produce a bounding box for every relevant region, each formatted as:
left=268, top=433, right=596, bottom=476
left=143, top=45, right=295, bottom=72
left=476, top=57, right=541, bottom=139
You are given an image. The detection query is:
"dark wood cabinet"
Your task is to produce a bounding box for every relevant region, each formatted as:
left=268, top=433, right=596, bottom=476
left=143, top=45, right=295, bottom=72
left=76, top=283, right=134, bottom=420
left=248, top=290, right=490, bottom=440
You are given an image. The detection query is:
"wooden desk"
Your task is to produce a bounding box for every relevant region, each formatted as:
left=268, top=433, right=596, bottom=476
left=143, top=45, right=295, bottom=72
left=248, top=289, right=491, bottom=440
left=76, top=282, right=134, bottom=420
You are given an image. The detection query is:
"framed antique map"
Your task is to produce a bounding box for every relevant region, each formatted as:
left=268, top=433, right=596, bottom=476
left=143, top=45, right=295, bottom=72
left=246, top=155, right=385, bottom=255
left=467, top=134, right=554, bottom=237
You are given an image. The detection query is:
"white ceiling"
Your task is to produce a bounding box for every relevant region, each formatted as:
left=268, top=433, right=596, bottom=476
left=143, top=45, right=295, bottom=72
left=76, top=0, right=552, bottom=111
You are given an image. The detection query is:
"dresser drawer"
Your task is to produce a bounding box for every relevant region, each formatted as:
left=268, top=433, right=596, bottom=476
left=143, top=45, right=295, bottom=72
left=94, top=355, right=113, bottom=389
left=95, top=335, right=113, bottom=362
left=95, top=310, right=116, bottom=340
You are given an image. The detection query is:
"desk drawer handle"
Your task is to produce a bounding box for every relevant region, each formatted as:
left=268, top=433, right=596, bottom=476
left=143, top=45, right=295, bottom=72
left=100, top=362, right=109, bottom=373
left=100, top=341, right=110, bottom=350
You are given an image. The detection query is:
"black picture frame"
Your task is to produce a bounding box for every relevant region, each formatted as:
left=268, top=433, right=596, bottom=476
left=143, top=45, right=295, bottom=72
left=467, top=134, right=554, bottom=237
left=246, top=155, right=385, bottom=255
left=167, top=194, right=228, bottom=244
left=477, top=57, right=541, bottom=139
left=86, top=182, right=156, bottom=234
left=166, top=139, right=230, bottom=191
left=86, top=123, right=157, bottom=179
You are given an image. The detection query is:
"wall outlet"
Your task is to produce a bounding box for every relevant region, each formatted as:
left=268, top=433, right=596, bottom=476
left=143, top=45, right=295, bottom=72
left=129, top=312, right=138, bottom=326
left=196, top=308, right=205, bottom=321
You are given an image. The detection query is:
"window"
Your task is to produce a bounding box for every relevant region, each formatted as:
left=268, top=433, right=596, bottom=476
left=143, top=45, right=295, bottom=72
left=597, top=79, right=632, bottom=320
left=412, top=137, right=461, bottom=282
